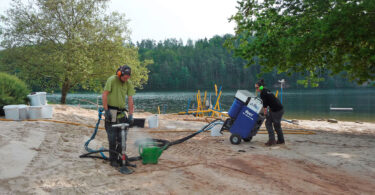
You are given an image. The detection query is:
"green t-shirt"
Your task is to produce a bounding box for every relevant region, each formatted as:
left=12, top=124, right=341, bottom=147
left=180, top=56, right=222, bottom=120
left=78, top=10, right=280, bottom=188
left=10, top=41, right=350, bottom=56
left=104, top=75, right=136, bottom=109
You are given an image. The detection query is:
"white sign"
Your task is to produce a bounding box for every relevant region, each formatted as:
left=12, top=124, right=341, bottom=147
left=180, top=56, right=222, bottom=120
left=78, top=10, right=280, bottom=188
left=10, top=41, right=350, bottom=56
left=247, top=98, right=263, bottom=114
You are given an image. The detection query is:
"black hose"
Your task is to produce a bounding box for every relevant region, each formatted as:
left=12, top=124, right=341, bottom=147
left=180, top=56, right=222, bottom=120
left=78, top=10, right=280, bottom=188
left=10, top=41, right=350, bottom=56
left=163, top=119, right=223, bottom=147
left=80, top=119, right=223, bottom=162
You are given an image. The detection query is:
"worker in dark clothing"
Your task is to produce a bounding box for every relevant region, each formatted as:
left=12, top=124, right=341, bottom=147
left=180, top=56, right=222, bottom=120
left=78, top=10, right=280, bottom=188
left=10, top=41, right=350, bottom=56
left=255, top=79, right=285, bottom=146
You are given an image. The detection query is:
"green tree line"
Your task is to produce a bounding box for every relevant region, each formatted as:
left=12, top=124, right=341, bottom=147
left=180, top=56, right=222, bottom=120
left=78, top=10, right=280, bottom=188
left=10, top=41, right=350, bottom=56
left=137, top=35, right=359, bottom=91
left=1, top=34, right=361, bottom=93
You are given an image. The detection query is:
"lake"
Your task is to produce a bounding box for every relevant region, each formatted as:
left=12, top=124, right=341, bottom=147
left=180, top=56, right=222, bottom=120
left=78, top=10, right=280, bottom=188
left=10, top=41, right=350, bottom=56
left=47, top=88, right=375, bottom=122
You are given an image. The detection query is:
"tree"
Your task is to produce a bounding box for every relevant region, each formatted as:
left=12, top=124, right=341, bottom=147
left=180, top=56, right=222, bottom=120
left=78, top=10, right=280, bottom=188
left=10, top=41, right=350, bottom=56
left=0, top=0, right=149, bottom=103
left=226, top=0, right=375, bottom=86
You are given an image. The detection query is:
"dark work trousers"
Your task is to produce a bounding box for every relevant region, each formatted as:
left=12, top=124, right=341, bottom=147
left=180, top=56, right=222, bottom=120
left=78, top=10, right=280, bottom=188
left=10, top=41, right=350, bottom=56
left=105, top=117, right=127, bottom=164
left=265, top=109, right=285, bottom=142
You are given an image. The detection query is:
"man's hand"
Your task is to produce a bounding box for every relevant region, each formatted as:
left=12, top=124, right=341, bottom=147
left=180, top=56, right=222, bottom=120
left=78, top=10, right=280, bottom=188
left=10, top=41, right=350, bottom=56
left=105, top=110, right=112, bottom=122
left=128, top=114, right=134, bottom=125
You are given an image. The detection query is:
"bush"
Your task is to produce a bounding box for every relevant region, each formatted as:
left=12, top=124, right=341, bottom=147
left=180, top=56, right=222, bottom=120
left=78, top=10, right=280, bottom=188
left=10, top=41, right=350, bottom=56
left=0, top=72, right=30, bottom=115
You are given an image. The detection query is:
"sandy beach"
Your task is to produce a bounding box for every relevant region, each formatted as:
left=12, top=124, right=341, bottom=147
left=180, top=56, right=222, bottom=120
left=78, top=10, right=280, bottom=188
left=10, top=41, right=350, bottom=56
left=0, top=104, right=374, bottom=194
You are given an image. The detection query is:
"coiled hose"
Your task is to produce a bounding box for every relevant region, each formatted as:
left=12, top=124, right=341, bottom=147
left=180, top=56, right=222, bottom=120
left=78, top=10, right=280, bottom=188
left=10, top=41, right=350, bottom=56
left=83, top=108, right=107, bottom=159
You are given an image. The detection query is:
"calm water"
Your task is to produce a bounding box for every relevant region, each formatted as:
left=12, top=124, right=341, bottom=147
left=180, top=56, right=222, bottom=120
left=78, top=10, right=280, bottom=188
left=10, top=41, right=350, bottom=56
left=47, top=88, right=375, bottom=122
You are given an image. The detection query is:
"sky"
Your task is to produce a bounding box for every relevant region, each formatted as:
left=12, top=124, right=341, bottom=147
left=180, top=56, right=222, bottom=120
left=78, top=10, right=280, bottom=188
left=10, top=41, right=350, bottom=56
left=0, top=0, right=238, bottom=44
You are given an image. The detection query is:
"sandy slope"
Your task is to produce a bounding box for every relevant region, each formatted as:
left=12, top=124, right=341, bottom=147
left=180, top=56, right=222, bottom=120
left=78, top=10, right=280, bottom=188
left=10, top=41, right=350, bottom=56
left=0, top=104, right=374, bottom=194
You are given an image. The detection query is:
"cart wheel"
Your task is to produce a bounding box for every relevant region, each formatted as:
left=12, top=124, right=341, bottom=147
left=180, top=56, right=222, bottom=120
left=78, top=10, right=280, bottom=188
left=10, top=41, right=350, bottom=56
left=230, top=134, right=241, bottom=145
left=243, top=137, right=253, bottom=142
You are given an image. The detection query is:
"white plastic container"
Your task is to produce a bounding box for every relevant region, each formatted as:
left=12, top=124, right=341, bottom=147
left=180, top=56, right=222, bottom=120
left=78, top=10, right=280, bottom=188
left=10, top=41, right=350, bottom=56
left=37, top=92, right=47, bottom=105
left=41, top=105, right=53, bottom=119
left=28, top=106, right=43, bottom=119
left=235, top=90, right=252, bottom=104
left=3, top=105, right=28, bottom=120
left=27, top=93, right=42, bottom=106
left=147, top=115, right=159, bottom=128
left=18, top=105, right=29, bottom=120
left=4, top=105, right=20, bottom=120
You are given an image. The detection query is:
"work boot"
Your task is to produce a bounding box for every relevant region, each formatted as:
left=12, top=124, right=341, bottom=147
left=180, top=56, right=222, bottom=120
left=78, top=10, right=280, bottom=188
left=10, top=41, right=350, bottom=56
left=276, top=140, right=285, bottom=145
left=265, top=140, right=276, bottom=146
left=110, top=161, right=120, bottom=168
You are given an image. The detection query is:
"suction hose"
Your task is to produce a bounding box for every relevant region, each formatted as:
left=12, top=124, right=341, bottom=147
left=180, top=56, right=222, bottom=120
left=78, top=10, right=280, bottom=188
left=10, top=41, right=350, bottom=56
left=134, top=119, right=224, bottom=150
left=80, top=118, right=224, bottom=161
left=83, top=108, right=107, bottom=159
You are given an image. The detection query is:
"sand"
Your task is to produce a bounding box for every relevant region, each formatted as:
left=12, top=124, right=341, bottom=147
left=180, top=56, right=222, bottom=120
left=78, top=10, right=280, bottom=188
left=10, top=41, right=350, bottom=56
left=0, top=104, right=374, bottom=194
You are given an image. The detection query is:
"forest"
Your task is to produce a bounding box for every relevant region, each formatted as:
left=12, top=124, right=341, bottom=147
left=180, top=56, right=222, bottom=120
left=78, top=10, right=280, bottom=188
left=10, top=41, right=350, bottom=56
left=0, top=34, right=361, bottom=93
left=137, top=35, right=359, bottom=91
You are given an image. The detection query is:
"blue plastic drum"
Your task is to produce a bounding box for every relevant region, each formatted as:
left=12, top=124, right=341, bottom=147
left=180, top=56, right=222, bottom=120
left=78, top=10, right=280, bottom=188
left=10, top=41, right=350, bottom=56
left=228, top=98, right=244, bottom=118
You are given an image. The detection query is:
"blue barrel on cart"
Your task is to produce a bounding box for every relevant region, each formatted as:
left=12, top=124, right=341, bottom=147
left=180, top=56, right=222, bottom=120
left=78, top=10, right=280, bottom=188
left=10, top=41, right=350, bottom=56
left=230, top=106, right=259, bottom=139
left=226, top=96, right=264, bottom=145
left=228, top=98, right=244, bottom=118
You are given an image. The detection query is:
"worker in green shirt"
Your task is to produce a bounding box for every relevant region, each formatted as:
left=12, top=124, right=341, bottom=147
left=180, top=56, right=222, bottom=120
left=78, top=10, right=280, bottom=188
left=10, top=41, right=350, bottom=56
left=102, top=65, right=135, bottom=168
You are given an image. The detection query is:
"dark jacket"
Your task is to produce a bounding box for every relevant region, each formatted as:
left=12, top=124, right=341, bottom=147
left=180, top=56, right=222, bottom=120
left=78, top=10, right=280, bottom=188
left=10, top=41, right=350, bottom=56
left=260, top=88, right=283, bottom=112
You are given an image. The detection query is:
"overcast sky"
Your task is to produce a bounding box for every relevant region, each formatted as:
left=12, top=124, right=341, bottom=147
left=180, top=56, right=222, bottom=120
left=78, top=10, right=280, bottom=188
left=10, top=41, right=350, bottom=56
left=0, top=0, right=238, bottom=44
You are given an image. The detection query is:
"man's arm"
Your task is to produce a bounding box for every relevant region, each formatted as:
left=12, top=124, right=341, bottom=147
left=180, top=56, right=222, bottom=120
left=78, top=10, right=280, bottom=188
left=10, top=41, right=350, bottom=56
left=128, top=96, right=134, bottom=115
left=102, top=90, right=110, bottom=110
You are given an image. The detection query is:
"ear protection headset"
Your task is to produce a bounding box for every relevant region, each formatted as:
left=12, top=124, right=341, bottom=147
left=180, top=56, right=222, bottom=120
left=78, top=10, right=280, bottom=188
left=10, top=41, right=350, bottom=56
left=257, top=79, right=264, bottom=90
left=117, top=67, right=122, bottom=77
left=116, top=65, right=131, bottom=77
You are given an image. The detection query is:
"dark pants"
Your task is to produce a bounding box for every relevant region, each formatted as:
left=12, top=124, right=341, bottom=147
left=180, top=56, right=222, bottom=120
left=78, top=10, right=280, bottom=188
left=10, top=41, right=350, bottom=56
left=265, top=109, right=285, bottom=142
left=105, top=117, right=127, bottom=164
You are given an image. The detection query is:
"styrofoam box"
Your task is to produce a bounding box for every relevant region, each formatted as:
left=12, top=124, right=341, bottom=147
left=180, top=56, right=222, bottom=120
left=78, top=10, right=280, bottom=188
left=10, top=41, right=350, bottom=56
left=28, top=106, right=43, bottom=119
left=18, top=105, right=29, bottom=120
left=37, top=92, right=47, bottom=105
left=27, top=94, right=42, bottom=106
left=3, top=105, right=28, bottom=120
left=41, top=105, right=53, bottom=119
left=27, top=92, right=47, bottom=106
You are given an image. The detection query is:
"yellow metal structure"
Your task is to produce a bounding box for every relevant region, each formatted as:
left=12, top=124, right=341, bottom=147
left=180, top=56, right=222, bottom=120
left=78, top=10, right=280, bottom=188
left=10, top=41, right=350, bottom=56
left=179, top=84, right=228, bottom=118
left=203, top=91, right=207, bottom=110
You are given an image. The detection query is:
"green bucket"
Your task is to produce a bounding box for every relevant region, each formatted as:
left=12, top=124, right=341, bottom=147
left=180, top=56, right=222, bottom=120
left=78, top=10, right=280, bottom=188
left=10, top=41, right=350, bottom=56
left=139, top=142, right=168, bottom=164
